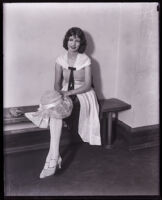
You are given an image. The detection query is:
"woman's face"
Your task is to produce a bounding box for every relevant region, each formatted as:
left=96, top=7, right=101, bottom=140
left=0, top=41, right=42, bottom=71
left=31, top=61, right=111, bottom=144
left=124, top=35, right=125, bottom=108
left=67, top=35, right=81, bottom=53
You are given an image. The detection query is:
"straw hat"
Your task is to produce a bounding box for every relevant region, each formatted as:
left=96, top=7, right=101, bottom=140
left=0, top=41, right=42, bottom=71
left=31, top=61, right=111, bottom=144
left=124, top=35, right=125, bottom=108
left=25, top=90, right=73, bottom=128
left=40, top=90, right=62, bottom=106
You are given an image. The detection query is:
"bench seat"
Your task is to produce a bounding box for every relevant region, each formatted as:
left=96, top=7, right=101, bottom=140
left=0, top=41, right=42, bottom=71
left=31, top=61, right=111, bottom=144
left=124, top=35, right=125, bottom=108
left=3, top=98, right=131, bottom=152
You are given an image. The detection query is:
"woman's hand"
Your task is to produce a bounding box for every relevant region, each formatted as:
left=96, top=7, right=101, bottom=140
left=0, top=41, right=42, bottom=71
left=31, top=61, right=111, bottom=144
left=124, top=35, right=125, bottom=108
left=60, top=91, right=71, bottom=97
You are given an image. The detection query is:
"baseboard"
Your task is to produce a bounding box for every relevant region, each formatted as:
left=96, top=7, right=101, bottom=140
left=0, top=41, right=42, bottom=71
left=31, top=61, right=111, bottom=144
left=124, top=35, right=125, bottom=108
left=117, top=120, right=160, bottom=150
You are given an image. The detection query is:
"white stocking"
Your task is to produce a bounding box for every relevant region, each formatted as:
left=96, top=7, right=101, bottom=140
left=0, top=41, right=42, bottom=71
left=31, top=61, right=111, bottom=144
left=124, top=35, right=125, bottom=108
left=45, top=117, right=63, bottom=162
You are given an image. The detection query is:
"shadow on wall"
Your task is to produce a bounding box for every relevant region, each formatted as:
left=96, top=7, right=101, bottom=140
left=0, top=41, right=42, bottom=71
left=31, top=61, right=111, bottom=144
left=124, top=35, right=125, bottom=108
left=84, top=31, right=105, bottom=100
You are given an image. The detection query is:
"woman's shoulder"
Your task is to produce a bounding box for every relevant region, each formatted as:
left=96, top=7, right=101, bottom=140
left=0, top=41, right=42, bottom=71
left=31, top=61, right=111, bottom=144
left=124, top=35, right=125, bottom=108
left=55, top=53, right=67, bottom=67
left=56, top=53, right=66, bottom=61
left=76, top=53, right=91, bottom=69
left=79, top=53, right=91, bottom=61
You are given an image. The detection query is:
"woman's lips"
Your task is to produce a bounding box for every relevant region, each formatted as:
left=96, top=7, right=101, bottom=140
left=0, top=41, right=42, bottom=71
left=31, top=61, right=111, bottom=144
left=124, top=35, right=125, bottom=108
left=71, top=47, right=76, bottom=49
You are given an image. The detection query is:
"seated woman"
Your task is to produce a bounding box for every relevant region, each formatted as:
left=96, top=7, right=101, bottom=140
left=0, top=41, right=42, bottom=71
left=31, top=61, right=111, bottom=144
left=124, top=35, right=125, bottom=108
left=39, top=27, right=101, bottom=179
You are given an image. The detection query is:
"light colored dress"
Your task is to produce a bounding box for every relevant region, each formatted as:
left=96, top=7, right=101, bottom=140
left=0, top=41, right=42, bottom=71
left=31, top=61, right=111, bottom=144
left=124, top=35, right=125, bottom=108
left=56, top=52, right=101, bottom=145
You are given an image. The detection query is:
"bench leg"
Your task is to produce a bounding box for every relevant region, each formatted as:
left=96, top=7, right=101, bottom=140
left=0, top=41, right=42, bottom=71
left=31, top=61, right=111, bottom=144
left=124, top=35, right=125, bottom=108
left=105, top=112, right=113, bottom=149
left=100, top=113, right=107, bottom=146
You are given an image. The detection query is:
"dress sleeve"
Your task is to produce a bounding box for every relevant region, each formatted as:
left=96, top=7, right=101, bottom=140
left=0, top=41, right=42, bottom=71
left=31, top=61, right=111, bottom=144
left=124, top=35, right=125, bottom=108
left=55, top=54, right=68, bottom=69
left=84, top=56, right=91, bottom=66
left=76, top=54, right=91, bottom=70
left=55, top=56, right=61, bottom=65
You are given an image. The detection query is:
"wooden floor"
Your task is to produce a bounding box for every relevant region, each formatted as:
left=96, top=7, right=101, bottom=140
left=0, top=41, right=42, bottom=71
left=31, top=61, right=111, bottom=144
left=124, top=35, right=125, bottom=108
left=4, top=134, right=159, bottom=196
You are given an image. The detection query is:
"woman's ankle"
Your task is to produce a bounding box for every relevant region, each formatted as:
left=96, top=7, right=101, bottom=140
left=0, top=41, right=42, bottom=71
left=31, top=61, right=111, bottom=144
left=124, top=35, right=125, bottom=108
left=50, top=154, right=60, bottom=160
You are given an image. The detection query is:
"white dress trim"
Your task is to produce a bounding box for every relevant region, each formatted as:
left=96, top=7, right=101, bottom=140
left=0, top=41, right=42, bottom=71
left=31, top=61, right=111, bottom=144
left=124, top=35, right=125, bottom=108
left=56, top=52, right=91, bottom=70
left=56, top=53, right=101, bottom=146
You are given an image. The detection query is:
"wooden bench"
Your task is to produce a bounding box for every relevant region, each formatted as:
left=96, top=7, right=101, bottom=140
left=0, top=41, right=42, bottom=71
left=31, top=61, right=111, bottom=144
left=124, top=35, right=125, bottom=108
left=3, top=98, right=131, bottom=152
left=99, top=98, right=131, bottom=149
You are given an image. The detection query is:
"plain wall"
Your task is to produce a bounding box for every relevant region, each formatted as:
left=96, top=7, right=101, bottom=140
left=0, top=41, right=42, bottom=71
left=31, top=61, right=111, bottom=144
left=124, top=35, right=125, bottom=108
left=3, top=3, right=120, bottom=107
left=116, top=3, right=159, bottom=128
left=3, top=3, right=159, bottom=128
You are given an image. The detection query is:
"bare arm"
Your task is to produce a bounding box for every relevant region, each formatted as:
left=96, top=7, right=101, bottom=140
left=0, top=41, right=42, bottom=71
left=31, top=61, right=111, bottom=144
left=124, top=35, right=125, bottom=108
left=54, top=63, right=63, bottom=93
left=65, top=65, right=92, bottom=96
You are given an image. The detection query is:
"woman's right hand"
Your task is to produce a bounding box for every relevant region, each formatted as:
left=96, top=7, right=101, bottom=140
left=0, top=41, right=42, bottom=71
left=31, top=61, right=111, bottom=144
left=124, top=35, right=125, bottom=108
left=60, top=91, right=67, bottom=97
left=60, top=91, right=71, bottom=98
left=60, top=90, right=65, bottom=95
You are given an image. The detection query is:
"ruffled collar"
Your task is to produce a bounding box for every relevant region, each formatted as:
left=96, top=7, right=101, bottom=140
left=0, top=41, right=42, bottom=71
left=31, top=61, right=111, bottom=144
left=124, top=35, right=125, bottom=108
left=57, top=52, right=91, bottom=70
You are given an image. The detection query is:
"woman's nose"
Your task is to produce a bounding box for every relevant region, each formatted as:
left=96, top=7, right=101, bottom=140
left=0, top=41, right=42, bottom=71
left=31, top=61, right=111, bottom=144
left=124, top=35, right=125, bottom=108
left=72, top=41, right=76, bottom=45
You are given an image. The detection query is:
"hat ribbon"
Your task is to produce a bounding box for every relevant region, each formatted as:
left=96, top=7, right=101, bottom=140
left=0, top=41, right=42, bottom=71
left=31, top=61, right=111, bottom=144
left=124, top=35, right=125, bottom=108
left=39, top=99, right=63, bottom=110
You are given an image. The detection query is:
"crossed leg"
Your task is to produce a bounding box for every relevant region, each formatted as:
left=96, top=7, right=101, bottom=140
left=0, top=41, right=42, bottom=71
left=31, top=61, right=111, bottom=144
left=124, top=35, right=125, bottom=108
left=40, top=117, right=63, bottom=178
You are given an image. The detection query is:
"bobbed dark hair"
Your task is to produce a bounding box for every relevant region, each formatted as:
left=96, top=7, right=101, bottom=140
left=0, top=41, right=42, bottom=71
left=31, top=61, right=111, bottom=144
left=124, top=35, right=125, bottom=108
left=63, top=27, right=87, bottom=53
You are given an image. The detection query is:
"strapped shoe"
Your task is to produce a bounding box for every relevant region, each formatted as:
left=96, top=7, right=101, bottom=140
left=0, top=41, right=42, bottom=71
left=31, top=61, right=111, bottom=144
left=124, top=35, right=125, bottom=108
left=39, top=156, right=62, bottom=179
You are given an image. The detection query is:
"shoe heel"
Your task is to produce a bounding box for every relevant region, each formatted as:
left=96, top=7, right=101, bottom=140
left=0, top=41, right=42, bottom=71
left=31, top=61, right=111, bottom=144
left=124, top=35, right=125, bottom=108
left=58, top=157, right=62, bottom=169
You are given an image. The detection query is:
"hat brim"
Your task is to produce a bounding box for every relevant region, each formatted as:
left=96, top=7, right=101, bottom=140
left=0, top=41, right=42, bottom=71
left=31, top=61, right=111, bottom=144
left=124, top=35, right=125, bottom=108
left=48, top=97, right=73, bottom=119
left=25, top=97, right=73, bottom=129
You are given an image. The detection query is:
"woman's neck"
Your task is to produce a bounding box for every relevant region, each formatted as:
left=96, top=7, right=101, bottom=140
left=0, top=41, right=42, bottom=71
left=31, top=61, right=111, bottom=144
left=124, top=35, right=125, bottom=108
left=67, top=51, right=78, bottom=58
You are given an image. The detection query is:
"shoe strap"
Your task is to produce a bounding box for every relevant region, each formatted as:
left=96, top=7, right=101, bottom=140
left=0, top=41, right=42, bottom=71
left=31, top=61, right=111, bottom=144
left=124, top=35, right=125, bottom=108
left=49, top=158, right=58, bottom=168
